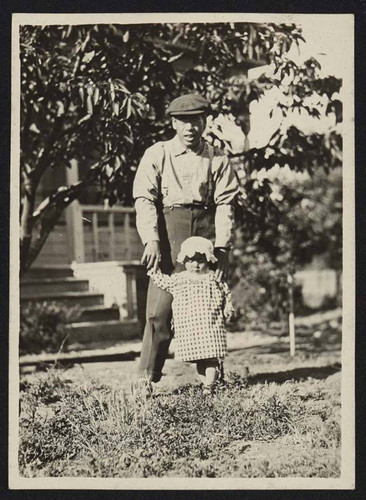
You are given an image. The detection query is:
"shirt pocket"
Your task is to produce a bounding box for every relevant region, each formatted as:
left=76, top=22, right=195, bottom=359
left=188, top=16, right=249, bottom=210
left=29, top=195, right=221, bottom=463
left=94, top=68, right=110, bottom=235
left=192, top=165, right=212, bottom=202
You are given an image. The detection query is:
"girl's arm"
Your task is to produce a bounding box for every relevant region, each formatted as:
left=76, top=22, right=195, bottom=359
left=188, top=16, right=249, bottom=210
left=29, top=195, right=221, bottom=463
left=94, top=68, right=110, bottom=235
left=147, top=268, right=176, bottom=292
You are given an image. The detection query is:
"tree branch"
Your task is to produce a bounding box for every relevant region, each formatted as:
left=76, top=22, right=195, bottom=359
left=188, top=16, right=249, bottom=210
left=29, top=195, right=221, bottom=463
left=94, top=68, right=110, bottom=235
left=22, top=162, right=102, bottom=273
left=30, top=116, right=64, bottom=187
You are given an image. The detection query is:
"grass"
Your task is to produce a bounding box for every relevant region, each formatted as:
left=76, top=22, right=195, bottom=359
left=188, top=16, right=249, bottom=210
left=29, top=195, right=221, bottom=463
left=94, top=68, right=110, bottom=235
left=19, top=356, right=341, bottom=478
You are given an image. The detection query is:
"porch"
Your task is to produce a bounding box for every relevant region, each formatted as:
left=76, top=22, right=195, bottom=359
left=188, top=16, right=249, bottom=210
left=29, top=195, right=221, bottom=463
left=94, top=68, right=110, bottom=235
left=24, top=183, right=148, bottom=347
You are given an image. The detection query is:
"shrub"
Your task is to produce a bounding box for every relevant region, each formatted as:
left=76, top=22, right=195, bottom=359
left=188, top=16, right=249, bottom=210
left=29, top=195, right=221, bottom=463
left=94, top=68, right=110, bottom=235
left=230, top=260, right=294, bottom=330
left=20, top=301, right=80, bottom=355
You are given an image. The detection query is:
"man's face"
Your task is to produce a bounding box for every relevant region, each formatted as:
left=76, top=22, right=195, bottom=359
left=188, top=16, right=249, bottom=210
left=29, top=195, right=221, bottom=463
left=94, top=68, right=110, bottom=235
left=172, top=115, right=206, bottom=149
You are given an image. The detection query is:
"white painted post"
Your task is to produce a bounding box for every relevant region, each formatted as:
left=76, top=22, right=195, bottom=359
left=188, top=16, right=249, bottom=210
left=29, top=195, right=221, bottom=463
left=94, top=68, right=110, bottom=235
left=287, top=273, right=295, bottom=356
left=92, top=212, right=99, bottom=261
left=73, top=203, right=85, bottom=263
left=124, top=212, right=131, bottom=260
left=108, top=212, right=115, bottom=261
left=65, top=159, right=85, bottom=263
left=125, top=269, right=137, bottom=319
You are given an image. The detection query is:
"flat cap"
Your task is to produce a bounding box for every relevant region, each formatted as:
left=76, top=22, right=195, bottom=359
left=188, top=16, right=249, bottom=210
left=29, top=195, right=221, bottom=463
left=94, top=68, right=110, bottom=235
left=166, top=94, right=211, bottom=116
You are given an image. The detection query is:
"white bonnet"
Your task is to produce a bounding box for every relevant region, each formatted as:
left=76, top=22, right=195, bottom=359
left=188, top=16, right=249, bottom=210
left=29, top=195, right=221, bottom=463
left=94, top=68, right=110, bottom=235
left=176, top=236, right=217, bottom=264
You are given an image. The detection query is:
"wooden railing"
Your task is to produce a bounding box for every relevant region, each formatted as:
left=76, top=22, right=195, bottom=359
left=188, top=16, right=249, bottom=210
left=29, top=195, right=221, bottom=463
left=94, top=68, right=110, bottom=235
left=72, top=203, right=142, bottom=263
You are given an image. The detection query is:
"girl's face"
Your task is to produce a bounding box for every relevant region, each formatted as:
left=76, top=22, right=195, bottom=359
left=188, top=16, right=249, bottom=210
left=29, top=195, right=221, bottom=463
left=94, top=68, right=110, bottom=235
left=184, top=253, right=209, bottom=274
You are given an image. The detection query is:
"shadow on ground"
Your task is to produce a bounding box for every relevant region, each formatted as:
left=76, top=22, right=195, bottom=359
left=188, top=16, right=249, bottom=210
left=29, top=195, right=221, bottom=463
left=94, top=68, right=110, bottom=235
left=248, top=362, right=341, bottom=385
left=229, top=329, right=342, bottom=357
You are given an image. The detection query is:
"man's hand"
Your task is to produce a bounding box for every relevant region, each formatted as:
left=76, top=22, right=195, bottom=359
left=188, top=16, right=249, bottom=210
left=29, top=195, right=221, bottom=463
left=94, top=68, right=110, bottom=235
left=214, top=248, right=230, bottom=281
left=141, top=240, right=161, bottom=272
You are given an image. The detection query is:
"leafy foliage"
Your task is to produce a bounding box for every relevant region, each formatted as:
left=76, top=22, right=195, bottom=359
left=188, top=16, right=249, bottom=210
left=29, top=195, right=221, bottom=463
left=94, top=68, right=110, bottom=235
left=20, top=301, right=80, bottom=355
left=19, top=22, right=342, bottom=273
left=235, top=127, right=342, bottom=175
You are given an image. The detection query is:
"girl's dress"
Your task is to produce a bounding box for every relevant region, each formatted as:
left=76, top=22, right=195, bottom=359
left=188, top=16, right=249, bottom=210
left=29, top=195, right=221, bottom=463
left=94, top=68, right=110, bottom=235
left=148, top=269, right=234, bottom=362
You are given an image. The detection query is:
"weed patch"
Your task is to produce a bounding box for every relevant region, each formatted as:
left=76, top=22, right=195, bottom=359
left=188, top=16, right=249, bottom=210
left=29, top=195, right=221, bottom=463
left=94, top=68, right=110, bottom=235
left=19, top=367, right=341, bottom=478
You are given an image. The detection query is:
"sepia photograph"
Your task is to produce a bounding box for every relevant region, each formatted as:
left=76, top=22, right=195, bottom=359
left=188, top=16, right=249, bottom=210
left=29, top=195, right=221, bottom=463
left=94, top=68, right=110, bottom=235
left=9, top=13, right=354, bottom=489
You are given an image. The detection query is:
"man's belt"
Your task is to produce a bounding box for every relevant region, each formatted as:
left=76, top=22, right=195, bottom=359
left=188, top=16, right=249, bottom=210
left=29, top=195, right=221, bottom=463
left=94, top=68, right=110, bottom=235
left=166, top=203, right=214, bottom=210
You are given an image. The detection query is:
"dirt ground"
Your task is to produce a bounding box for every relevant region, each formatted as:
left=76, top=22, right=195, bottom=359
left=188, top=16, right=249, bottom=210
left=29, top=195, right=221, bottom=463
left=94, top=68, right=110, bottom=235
left=59, top=328, right=342, bottom=396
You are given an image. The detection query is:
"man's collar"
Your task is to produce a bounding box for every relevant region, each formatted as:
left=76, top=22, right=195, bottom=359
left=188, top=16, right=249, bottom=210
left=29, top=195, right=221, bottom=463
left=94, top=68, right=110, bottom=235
left=171, top=135, right=205, bottom=156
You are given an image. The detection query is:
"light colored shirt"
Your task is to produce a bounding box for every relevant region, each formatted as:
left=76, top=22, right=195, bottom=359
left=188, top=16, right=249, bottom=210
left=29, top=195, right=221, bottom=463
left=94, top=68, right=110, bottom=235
left=133, top=136, right=239, bottom=248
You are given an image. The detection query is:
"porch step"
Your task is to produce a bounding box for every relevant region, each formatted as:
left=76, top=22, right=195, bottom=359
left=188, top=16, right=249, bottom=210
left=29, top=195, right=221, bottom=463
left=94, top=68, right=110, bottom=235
left=20, top=291, right=105, bottom=307
left=20, top=264, right=147, bottom=356
left=25, top=265, right=74, bottom=279
left=21, top=278, right=89, bottom=296
left=65, top=319, right=141, bottom=344
left=77, top=305, right=120, bottom=323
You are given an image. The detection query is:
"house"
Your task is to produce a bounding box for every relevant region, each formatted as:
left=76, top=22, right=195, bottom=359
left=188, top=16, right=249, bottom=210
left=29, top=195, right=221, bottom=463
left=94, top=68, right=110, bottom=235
left=21, top=160, right=148, bottom=348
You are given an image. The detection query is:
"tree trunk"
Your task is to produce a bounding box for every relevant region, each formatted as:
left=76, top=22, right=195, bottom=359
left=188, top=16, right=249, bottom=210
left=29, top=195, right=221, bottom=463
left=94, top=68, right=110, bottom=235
left=20, top=182, right=36, bottom=275
left=20, top=164, right=101, bottom=273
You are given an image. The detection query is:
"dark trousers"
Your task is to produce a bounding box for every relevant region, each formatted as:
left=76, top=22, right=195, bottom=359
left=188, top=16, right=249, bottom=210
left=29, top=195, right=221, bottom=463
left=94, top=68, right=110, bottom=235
left=138, top=206, right=216, bottom=382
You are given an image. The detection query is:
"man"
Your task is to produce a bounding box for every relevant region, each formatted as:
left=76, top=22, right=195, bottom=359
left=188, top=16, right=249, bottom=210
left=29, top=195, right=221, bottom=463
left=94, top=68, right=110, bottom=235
left=133, top=93, right=239, bottom=386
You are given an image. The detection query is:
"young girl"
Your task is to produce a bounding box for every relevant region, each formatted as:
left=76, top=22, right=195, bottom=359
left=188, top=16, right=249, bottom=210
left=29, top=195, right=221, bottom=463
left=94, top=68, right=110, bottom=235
left=148, top=236, right=234, bottom=394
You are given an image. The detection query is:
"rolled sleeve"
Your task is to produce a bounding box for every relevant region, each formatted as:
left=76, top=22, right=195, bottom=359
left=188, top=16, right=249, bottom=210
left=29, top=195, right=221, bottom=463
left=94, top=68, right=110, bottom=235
left=133, top=145, right=163, bottom=245
left=134, top=198, right=159, bottom=245
left=213, top=157, right=239, bottom=205
left=213, top=157, right=239, bottom=248
left=215, top=205, right=235, bottom=248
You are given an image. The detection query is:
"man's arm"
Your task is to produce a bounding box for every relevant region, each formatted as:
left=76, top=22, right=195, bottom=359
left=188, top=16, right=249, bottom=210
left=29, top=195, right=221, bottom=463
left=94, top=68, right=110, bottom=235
left=213, top=156, right=239, bottom=279
left=214, top=246, right=230, bottom=281
left=133, top=145, right=163, bottom=271
left=222, top=281, right=235, bottom=321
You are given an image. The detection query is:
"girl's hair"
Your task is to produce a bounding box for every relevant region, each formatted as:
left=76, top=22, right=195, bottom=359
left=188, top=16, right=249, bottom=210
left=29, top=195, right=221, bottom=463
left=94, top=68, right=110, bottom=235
left=183, top=252, right=208, bottom=262
left=177, top=236, right=217, bottom=264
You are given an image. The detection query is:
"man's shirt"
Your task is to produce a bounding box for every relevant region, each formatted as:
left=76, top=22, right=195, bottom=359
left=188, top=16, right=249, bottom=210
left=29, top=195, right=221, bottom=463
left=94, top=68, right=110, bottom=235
left=133, top=135, right=239, bottom=248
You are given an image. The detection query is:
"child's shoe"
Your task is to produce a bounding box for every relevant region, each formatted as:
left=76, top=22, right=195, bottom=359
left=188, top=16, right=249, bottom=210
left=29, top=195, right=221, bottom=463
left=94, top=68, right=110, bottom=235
left=202, top=385, right=213, bottom=396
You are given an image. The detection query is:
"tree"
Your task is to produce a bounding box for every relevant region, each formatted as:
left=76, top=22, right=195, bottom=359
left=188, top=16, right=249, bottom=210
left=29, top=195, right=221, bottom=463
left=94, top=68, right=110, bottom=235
left=19, top=22, right=342, bottom=273
left=20, top=25, right=149, bottom=272
left=230, top=166, right=342, bottom=326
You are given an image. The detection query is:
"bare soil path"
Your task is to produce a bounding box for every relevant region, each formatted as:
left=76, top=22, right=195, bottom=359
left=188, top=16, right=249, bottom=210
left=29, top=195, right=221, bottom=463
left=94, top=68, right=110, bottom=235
left=59, top=328, right=341, bottom=396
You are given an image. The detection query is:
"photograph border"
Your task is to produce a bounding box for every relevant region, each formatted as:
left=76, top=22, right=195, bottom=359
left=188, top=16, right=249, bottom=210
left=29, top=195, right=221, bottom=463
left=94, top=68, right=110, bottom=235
left=8, top=11, right=355, bottom=491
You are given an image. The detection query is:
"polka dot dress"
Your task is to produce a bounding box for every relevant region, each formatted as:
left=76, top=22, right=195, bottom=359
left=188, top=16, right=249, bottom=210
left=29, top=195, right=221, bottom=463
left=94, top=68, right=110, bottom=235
left=148, top=270, right=234, bottom=362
